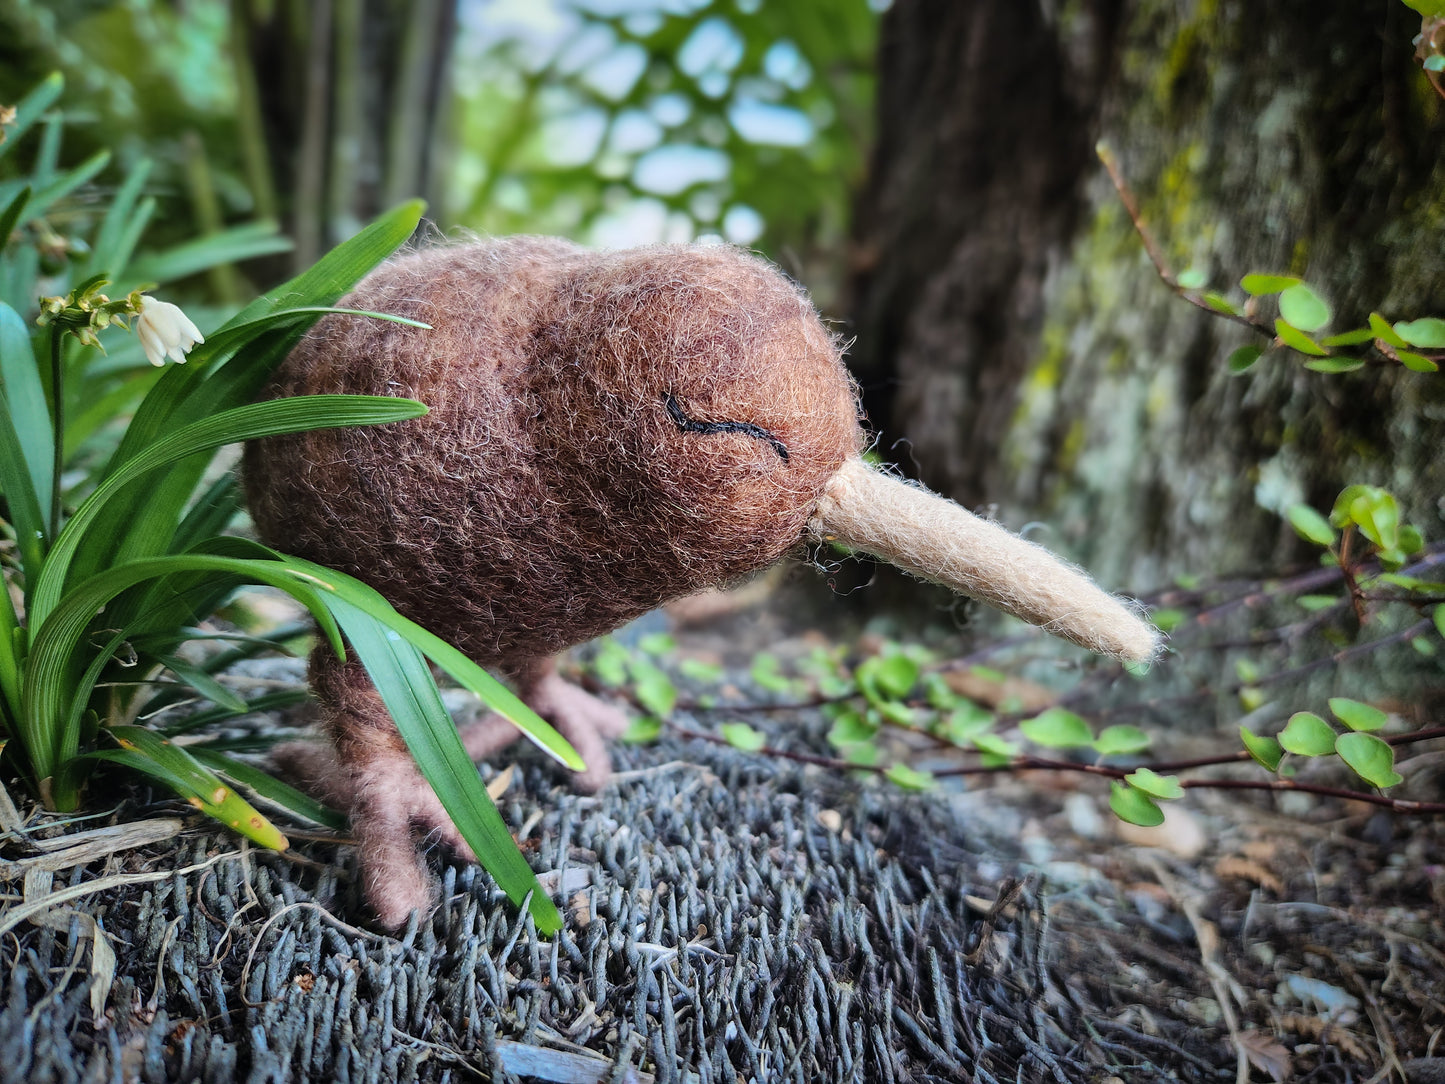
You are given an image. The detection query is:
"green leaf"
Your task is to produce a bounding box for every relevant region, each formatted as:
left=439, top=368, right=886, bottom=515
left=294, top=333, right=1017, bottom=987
left=323, top=593, right=561, bottom=932
left=101, top=725, right=289, bottom=848
left=1328, top=697, right=1387, bottom=733
left=1176, top=268, right=1207, bottom=290
left=1019, top=707, right=1094, bottom=749
left=190, top=747, right=348, bottom=831
left=1329, top=485, right=1378, bottom=528
left=1303, top=357, right=1365, bottom=373
left=638, top=632, right=677, bottom=657
left=630, top=657, right=677, bottom=718
left=749, top=652, right=794, bottom=693
left=1369, top=312, right=1408, bottom=348
left=1334, top=732, right=1403, bottom=789
left=971, top=732, right=1018, bottom=766
left=1274, top=319, right=1328, bottom=356
left=1109, top=782, right=1164, bottom=827
left=678, top=658, right=724, bottom=684
left=1124, top=767, right=1183, bottom=800
left=1286, top=504, right=1336, bottom=547
left=922, top=672, right=958, bottom=710
left=720, top=722, right=767, bottom=752
left=156, top=654, right=248, bottom=714
left=1401, top=0, right=1445, bottom=18
left=620, top=716, right=662, bottom=744
left=1296, top=594, right=1339, bottom=612
left=1227, top=344, right=1262, bottom=373
left=1201, top=291, right=1241, bottom=315
left=1093, top=725, right=1152, bottom=756
left=941, top=700, right=993, bottom=744
left=827, top=708, right=878, bottom=748
left=1278, top=711, right=1337, bottom=756
left=1319, top=327, right=1375, bottom=347
left=884, top=763, right=936, bottom=792
left=0, top=186, right=30, bottom=249
left=1347, top=488, right=1400, bottom=550
left=16, top=150, right=111, bottom=229
left=1241, top=726, right=1283, bottom=772
left=0, top=72, right=64, bottom=162
left=1425, top=54, right=1445, bottom=72
left=1149, top=608, right=1185, bottom=633
left=1394, top=317, right=1445, bottom=348
left=856, top=653, right=918, bottom=701
left=592, top=639, right=629, bottom=686
left=124, top=223, right=293, bottom=286
left=1396, top=350, right=1439, bottom=373
left=1436, top=604, right=1445, bottom=640
left=0, top=309, right=49, bottom=576
left=1278, top=284, right=1331, bottom=332
left=31, top=394, right=429, bottom=627
left=1240, top=273, right=1300, bottom=296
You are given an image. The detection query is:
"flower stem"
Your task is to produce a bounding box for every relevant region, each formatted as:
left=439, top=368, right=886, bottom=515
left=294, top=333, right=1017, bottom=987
left=49, top=325, right=63, bottom=538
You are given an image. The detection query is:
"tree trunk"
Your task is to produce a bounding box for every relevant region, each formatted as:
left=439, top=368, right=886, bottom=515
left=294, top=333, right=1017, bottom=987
left=849, top=0, right=1445, bottom=590
left=234, top=0, right=456, bottom=271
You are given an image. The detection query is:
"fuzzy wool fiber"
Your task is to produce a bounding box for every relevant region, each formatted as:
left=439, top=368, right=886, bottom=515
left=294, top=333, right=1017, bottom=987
left=245, top=238, right=861, bottom=665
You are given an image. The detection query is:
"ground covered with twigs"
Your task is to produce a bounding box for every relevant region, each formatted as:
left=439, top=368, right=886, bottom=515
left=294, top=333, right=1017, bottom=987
left=3, top=576, right=1444, bottom=1083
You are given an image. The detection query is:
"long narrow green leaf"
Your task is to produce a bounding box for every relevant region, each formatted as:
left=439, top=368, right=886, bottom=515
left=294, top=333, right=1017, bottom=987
left=155, top=655, right=248, bottom=714
left=0, top=566, right=21, bottom=726
left=190, top=747, right=347, bottom=832
left=0, top=300, right=53, bottom=532
left=160, top=689, right=309, bottom=737
left=17, top=150, right=110, bottom=229
left=124, top=223, right=293, bottom=286
left=284, top=557, right=584, bottom=771
left=95, top=726, right=288, bottom=848
left=32, top=395, right=427, bottom=627
left=84, top=159, right=152, bottom=281
left=325, top=593, right=561, bottom=933
left=0, top=186, right=30, bottom=248
left=0, top=73, right=63, bottom=162
left=22, top=554, right=340, bottom=781
left=0, top=385, right=46, bottom=578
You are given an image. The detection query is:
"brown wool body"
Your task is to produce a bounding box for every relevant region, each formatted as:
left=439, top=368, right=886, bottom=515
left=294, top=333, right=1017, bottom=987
left=244, top=237, right=1159, bottom=928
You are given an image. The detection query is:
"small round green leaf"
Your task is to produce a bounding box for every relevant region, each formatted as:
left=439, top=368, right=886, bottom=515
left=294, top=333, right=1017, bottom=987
left=1320, top=327, right=1375, bottom=347
left=1020, top=707, right=1095, bottom=749
left=1241, top=273, right=1300, bottom=296
left=1176, top=268, right=1207, bottom=290
left=1334, top=732, right=1403, bottom=789
left=1149, top=608, right=1185, bottom=633
left=884, top=763, right=936, bottom=791
left=1303, top=357, right=1365, bottom=373
left=1241, top=726, right=1283, bottom=772
left=1227, top=345, right=1262, bottom=373
left=1296, top=594, right=1339, bottom=612
left=1275, top=319, right=1328, bottom=356
left=827, top=708, right=879, bottom=748
left=943, top=701, right=994, bottom=743
left=875, top=654, right=920, bottom=699
left=1093, top=725, right=1152, bottom=756
left=721, top=722, right=767, bottom=752
left=1394, top=317, right=1445, bottom=348
left=1109, top=782, right=1165, bottom=827
left=631, top=659, right=678, bottom=718
left=972, top=732, right=1018, bottom=766
left=1202, top=291, right=1241, bottom=315
left=1369, top=312, right=1408, bottom=348
left=1396, top=350, right=1439, bottom=373
left=1278, top=284, right=1332, bottom=332
left=1328, top=697, right=1387, bottom=733
left=1278, top=711, right=1337, bottom=756
left=620, top=716, right=663, bottom=744
left=1286, top=504, right=1336, bottom=547
left=1125, top=767, right=1184, bottom=800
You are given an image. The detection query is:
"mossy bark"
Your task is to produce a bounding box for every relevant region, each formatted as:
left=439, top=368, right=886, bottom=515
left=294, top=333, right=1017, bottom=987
left=850, top=0, right=1445, bottom=590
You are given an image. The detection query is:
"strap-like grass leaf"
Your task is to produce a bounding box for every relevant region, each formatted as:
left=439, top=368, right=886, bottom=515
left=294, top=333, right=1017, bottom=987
left=92, top=725, right=288, bottom=848
left=0, top=186, right=30, bottom=249
left=159, top=689, right=309, bottom=737
left=323, top=593, right=562, bottom=933
left=0, top=301, right=53, bottom=550
left=0, top=72, right=63, bottom=162
left=32, top=394, right=427, bottom=627
left=16, top=150, right=110, bottom=229
left=189, top=747, right=347, bottom=831
left=155, top=655, right=248, bottom=714
left=282, top=556, right=581, bottom=772
left=83, top=159, right=151, bottom=281
left=124, top=223, right=294, bottom=287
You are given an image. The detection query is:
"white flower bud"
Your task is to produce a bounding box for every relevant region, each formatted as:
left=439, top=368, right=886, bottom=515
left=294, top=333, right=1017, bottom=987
left=134, top=297, right=204, bottom=366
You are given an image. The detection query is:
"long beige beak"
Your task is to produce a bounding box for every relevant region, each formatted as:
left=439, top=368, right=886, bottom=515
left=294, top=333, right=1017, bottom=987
left=808, top=457, right=1161, bottom=663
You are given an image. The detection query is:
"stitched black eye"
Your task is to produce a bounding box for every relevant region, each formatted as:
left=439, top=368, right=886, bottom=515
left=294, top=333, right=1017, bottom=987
left=664, top=393, right=789, bottom=462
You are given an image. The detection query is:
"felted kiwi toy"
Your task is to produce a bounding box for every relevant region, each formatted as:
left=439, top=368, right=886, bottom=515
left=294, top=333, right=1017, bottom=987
left=244, top=237, right=1160, bottom=928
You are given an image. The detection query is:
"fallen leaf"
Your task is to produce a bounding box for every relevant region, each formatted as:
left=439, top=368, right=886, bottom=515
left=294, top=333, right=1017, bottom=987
left=1239, top=1030, right=1292, bottom=1082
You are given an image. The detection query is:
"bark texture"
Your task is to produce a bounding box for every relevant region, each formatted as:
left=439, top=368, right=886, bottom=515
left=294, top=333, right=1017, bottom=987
left=850, top=0, right=1445, bottom=590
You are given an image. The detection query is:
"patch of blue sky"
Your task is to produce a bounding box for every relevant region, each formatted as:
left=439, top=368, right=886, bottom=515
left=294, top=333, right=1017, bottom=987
left=632, top=145, right=730, bottom=195
left=728, top=99, right=814, bottom=147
